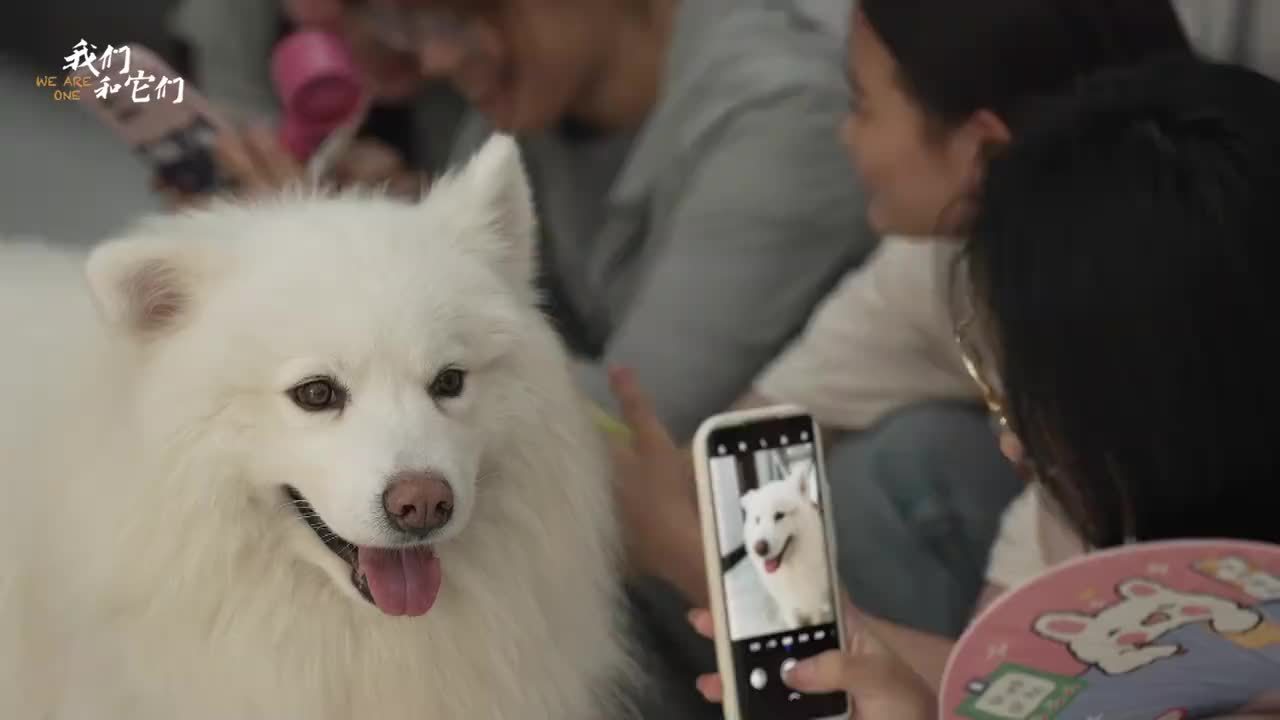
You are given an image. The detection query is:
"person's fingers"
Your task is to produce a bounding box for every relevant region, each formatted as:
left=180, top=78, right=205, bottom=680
left=150, top=176, right=183, bottom=207
left=783, top=649, right=873, bottom=694
left=215, top=130, right=271, bottom=194
left=244, top=125, right=302, bottom=188
left=386, top=171, right=428, bottom=199
left=788, top=648, right=936, bottom=718
left=999, top=431, right=1025, bottom=465
left=687, top=608, right=715, bottom=639
left=157, top=188, right=186, bottom=209
left=608, top=367, right=673, bottom=451
left=780, top=596, right=904, bottom=691
left=283, top=0, right=344, bottom=27
left=608, top=436, right=635, bottom=470
left=150, top=175, right=207, bottom=210
left=333, top=139, right=407, bottom=186
left=694, top=673, right=723, bottom=703
left=839, top=589, right=870, bottom=632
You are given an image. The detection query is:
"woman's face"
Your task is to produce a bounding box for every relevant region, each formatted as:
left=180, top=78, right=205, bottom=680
left=384, top=0, right=623, bottom=132
left=840, top=11, right=996, bottom=237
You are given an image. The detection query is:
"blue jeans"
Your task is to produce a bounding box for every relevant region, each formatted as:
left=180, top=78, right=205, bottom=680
left=826, top=401, right=1023, bottom=636
left=626, top=401, right=1022, bottom=718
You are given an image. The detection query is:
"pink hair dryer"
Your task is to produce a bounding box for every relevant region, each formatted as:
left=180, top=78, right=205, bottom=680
left=271, top=30, right=368, bottom=166
left=74, top=32, right=366, bottom=194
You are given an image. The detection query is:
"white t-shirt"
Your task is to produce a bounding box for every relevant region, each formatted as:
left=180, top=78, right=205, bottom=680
left=755, top=237, right=979, bottom=430
left=985, top=483, right=1088, bottom=591
left=1173, top=0, right=1280, bottom=80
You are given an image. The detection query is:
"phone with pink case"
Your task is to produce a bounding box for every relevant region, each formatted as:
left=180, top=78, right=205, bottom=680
left=73, top=33, right=365, bottom=195
left=73, top=44, right=234, bottom=194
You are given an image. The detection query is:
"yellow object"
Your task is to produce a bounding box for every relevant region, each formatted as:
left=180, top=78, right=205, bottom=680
left=590, top=404, right=632, bottom=440
left=1226, top=621, right=1280, bottom=650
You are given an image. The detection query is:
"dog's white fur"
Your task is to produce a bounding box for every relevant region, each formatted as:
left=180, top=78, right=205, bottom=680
left=741, top=462, right=835, bottom=628
left=0, top=136, right=630, bottom=719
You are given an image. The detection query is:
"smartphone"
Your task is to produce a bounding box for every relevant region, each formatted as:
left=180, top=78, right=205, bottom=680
left=694, top=406, right=849, bottom=720
left=72, top=44, right=236, bottom=195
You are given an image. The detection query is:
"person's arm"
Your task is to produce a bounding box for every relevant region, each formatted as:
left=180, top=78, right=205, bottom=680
left=576, top=94, right=876, bottom=442
left=752, top=239, right=981, bottom=431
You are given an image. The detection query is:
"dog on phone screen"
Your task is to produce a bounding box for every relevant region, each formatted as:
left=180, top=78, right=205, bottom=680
left=741, top=462, right=835, bottom=628
left=0, top=135, right=632, bottom=719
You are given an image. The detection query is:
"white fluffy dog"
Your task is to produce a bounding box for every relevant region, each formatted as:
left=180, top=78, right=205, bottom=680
left=740, top=463, right=835, bottom=628
left=0, top=136, right=631, bottom=719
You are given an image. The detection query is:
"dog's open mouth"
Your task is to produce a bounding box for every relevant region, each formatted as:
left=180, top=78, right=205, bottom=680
left=764, top=536, right=793, bottom=574
left=285, top=486, right=443, bottom=617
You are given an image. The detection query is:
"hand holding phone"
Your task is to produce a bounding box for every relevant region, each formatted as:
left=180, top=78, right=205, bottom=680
left=74, top=34, right=372, bottom=199
left=694, top=407, right=850, bottom=720
left=687, top=602, right=936, bottom=720
left=72, top=44, right=236, bottom=195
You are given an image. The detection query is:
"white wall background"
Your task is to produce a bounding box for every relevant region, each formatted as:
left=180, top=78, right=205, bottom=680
left=710, top=455, right=745, bottom=558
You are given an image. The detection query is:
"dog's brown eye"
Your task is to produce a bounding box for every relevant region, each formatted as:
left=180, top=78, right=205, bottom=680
left=429, top=367, right=467, bottom=399
left=773, top=512, right=785, bottom=522
left=290, top=378, right=346, bottom=412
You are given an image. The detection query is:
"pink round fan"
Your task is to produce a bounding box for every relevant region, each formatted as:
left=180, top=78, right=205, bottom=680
left=940, top=539, right=1280, bottom=720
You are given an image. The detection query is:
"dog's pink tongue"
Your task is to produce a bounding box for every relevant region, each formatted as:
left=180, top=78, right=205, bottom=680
left=765, top=557, right=781, bottom=574
left=357, top=546, right=441, bottom=617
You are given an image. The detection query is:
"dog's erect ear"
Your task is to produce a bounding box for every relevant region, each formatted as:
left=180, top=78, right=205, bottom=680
left=434, top=133, right=537, bottom=289
left=85, top=234, right=222, bottom=338
left=788, top=463, right=812, bottom=498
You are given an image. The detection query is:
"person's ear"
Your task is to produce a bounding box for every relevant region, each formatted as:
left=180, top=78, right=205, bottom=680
left=970, top=109, right=1012, bottom=151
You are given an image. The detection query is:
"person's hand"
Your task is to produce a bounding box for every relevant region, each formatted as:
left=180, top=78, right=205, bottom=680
left=154, top=126, right=422, bottom=208
left=215, top=124, right=306, bottom=196
left=997, top=430, right=1039, bottom=484
left=998, top=431, right=1024, bottom=466
left=688, top=595, right=936, bottom=720
left=607, top=367, right=707, bottom=601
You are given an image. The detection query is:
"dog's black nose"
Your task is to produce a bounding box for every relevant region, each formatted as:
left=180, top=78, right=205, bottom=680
left=753, top=540, right=770, bottom=557
left=383, top=470, right=454, bottom=536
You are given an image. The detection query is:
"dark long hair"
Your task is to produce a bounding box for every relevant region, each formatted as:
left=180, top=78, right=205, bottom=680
left=860, top=0, right=1192, bottom=130
left=967, top=56, right=1280, bottom=547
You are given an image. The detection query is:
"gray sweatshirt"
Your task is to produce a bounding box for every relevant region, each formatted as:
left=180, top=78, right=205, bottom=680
left=448, top=0, right=874, bottom=440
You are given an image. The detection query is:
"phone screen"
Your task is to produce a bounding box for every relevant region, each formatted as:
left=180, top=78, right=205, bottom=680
left=704, top=414, right=848, bottom=720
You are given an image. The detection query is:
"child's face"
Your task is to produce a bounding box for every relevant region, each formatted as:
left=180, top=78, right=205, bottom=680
left=839, top=10, right=1002, bottom=238
left=375, top=0, right=630, bottom=132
